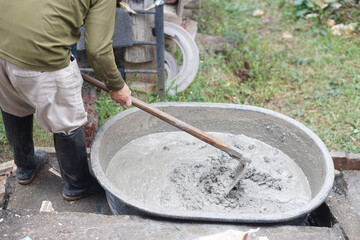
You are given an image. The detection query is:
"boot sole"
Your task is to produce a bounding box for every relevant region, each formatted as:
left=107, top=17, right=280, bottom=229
left=63, top=194, right=88, bottom=201
left=63, top=188, right=104, bottom=201
left=17, top=158, right=48, bottom=185
left=17, top=174, right=36, bottom=185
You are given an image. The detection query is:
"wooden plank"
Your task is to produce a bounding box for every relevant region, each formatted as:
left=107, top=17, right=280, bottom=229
left=182, top=8, right=193, bottom=18
left=0, top=175, right=6, bottom=206
left=196, top=33, right=235, bottom=54
left=176, top=0, right=192, bottom=20
left=124, top=0, right=155, bottom=63
left=164, top=4, right=181, bottom=24
left=183, top=19, right=198, bottom=39
left=0, top=160, right=14, bottom=176
left=331, top=151, right=360, bottom=170
left=184, top=0, right=201, bottom=9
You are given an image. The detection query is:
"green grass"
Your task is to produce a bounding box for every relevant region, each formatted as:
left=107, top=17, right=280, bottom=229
left=96, top=91, right=123, bottom=126
left=0, top=0, right=359, bottom=162
left=0, top=114, right=11, bottom=162
left=164, top=0, right=359, bottom=153
left=193, top=0, right=360, bottom=153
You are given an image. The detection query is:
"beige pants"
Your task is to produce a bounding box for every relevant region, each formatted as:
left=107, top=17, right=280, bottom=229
left=0, top=58, right=87, bottom=134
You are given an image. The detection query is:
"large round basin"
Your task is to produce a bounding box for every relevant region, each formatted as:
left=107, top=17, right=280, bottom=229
left=90, top=102, right=334, bottom=223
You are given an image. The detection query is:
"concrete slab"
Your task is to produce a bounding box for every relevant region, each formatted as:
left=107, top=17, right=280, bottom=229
left=3, top=155, right=360, bottom=239
left=5, top=157, right=111, bottom=215
left=326, top=170, right=360, bottom=240
left=0, top=175, right=6, bottom=206
left=0, top=209, right=343, bottom=240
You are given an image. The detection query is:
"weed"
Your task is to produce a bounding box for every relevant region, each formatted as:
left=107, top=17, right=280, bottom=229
left=0, top=114, right=12, bottom=162
left=0, top=114, right=6, bottom=144
left=293, top=0, right=319, bottom=18
left=292, top=0, right=360, bottom=27
left=96, top=91, right=121, bottom=126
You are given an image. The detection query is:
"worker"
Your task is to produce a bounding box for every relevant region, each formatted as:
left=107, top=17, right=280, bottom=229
left=0, top=0, right=131, bottom=201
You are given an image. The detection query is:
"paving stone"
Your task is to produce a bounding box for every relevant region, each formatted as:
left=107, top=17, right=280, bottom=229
left=0, top=160, right=14, bottom=176
left=0, top=175, right=6, bottom=206
left=5, top=158, right=111, bottom=215
left=0, top=209, right=343, bottom=240
left=326, top=170, right=360, bottom=240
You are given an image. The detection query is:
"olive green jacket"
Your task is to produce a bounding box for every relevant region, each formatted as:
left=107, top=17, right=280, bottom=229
left=0, top=0, right=124, bottom=90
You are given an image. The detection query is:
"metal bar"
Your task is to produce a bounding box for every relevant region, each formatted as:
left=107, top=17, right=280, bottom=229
left=133, top=10, right=155, bottom=14
left=80, top=68, right=157, bottom=74
left=124, top=69, right=157, bottom=74
left=132, top=41, right=157, bottom=45
left=155, top=0, right=165, bottom=98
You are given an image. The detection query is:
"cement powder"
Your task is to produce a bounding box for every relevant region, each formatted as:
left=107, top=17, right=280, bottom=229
left=106, top=132, right=311, bottom=214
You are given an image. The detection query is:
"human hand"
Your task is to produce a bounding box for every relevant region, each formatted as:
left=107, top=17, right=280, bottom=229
left=109, top=84, right=132, bottom=107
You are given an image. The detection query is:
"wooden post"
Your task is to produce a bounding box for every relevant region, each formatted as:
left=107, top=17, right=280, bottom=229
left=184, top=0, right=201, bottom=9
left=124, top=0, right=155, bottom=63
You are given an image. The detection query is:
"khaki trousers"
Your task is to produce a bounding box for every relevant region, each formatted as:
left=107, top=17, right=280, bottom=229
left=0, top=58, right=87, bottom=134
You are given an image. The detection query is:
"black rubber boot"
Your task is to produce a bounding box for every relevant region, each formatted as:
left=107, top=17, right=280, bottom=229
left=1, top=109, right=47, bottom=185
left=53, top=127, right=103, bottom=201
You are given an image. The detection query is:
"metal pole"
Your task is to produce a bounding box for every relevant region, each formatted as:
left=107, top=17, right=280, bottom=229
left=155, top=0, right=165, bottom=99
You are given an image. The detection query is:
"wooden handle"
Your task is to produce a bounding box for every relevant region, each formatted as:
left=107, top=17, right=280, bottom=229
left=81, top=72, right=231, bottom=150
left=130, top=97, right=231, bottom=149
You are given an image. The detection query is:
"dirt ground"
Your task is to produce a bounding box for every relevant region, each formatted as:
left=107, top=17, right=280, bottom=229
left=0, top=144, right=12, bottom=164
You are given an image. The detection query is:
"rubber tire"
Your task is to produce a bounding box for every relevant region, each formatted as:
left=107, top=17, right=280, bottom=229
left=164, top=50, right=179, bottom=83
left=164, top=22, right=200, bottom=95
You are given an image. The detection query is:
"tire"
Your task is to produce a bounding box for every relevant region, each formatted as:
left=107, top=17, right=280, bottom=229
left=164, top=22, right=199, bottom=95
left=164, top=50, right=179, bottom=83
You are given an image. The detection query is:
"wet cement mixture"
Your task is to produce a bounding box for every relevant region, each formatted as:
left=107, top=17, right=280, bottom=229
left=106, top=132, right=311, bottom=214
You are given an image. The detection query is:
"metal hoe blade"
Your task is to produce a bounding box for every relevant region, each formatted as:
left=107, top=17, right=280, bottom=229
left=222, top=146, right=251, bottom=195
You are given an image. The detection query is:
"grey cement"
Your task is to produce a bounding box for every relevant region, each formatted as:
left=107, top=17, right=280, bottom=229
left=106, top=132, right=311, bottom=215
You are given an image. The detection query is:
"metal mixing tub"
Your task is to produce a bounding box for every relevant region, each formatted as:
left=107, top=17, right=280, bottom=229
left=90, top=102, right=334, bottom=223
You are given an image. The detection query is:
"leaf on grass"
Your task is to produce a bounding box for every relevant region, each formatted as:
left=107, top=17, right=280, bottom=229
left=296, top=9, right=309, bottom=17
left=293, top=0, right=305, bottom=6
left=305, top=1, right=315, bottom=8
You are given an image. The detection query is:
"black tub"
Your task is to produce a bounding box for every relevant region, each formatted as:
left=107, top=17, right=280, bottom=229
left=89, top=102, right=334, bottom=223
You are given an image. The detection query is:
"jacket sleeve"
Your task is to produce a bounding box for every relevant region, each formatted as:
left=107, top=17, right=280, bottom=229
left=84, top=0, right=125, bottom=91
